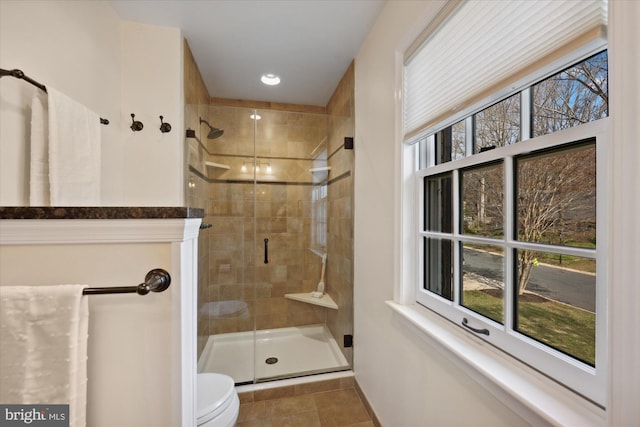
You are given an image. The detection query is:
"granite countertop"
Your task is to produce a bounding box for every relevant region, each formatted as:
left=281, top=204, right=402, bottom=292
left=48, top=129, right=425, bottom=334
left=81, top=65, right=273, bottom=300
left=0, top=207, right=205, bottom=220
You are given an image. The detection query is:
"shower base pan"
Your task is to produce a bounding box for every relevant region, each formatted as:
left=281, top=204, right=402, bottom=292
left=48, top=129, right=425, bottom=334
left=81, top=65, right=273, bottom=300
left=197, top=324, right=350, bottom=384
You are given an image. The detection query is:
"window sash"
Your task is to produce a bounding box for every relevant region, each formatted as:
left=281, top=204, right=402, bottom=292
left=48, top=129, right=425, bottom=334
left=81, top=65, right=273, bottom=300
left=415, top=118, right=607, bottom=405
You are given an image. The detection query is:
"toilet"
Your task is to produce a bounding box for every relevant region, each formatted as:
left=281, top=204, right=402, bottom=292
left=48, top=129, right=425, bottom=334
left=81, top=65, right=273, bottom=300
left=197, top=373, right=239, bottom=427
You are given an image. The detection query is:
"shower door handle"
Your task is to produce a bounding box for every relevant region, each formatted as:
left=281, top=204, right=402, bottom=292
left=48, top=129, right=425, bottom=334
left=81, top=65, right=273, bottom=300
left=264, top=238, right=269, bottom=264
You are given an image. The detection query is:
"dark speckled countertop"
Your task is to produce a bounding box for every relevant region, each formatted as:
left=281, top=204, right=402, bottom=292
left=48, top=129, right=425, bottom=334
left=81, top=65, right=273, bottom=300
left=0, top=207, right=205, bottom=220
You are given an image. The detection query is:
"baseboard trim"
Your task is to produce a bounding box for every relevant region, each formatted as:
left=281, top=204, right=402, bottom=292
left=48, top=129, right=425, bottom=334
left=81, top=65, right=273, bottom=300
left=354, top=379, right=383, bottom=427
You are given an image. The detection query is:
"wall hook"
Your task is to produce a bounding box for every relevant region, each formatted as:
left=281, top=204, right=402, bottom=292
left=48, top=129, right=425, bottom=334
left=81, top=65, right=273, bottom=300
left=130, top=113, right=143, bottom=132
left=159, top=115, right=172, bottom=133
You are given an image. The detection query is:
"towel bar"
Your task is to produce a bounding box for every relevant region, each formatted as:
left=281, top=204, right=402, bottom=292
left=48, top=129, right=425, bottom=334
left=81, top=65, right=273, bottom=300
left=82, top=269, right=171, bottom=295
left=0, top=68, right=109, bottom=125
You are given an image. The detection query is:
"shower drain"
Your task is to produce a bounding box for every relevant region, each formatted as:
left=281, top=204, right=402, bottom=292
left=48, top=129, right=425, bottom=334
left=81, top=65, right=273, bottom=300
left=265, top=357, right=278, bottom=365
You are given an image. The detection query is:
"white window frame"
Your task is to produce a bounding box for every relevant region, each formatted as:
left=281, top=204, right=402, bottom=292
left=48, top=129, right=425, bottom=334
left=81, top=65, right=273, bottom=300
left=394, top=46, right=612, bottom=423
left=400, top=42, right=612, bottom=410
left=413, top=115, right=608, bottom=406
left=392, top=1, right=640, bottom=424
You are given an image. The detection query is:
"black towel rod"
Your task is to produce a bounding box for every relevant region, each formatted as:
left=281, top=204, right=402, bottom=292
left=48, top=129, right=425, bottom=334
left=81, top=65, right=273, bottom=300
left=82, top=269, right=171, bottom=295
left=0, top=68, right=109, bottom=125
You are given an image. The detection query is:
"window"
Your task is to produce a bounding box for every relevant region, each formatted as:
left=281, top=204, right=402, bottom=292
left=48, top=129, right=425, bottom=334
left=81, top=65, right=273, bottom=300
left=475, top=94, right=521, bottom=151
left=532, top=51, right=608, bottom=138
left=311, top=184, right=327, bottom=250
left=412, top=52, right=608, bottom=404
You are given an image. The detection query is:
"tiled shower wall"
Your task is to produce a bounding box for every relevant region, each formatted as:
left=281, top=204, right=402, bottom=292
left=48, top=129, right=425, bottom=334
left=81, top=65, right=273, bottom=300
left=204, top=106, right=328, bottom=335
left=185, top=39, right=355, bottom=365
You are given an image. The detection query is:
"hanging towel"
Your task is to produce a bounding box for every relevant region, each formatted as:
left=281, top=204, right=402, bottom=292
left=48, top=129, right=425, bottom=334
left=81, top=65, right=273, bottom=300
left=29, top=88, right=101, bottom=206
left=0, top=285, right=89, bottom=427
left=29, top=91, right=50, bottom=206
left=48, top=88, right=101, bottom=206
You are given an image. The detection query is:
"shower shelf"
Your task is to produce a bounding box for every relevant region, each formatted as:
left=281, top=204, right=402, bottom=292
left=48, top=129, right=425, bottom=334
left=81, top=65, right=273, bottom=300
left=205, top=161, right=231, bottom=170
left=309, top=166, right=331, bottom=173
left=285, top=292, right=338, bottom=310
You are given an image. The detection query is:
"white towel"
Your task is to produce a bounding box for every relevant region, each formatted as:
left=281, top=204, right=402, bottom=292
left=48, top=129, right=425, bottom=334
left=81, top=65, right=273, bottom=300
left=29, top=91, right=50, bottom=206
left=0, top=285, right=89, bottom=427
left=29, top=88, right=102, bottom=206
left=48, top=88, right=101, bottom=206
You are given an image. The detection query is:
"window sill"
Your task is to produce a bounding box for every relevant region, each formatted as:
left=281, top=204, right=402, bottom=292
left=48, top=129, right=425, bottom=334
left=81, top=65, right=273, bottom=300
left=385, top=301, right=606, bottom=426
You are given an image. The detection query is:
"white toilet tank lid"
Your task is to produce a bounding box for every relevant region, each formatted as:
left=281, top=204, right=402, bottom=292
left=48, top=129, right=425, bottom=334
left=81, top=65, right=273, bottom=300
left=197, top=373, right=235, bottom=421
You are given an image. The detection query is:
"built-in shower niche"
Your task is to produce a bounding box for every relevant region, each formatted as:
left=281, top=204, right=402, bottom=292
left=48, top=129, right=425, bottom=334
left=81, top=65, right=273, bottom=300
left=196, top=104, right=353, bottom=385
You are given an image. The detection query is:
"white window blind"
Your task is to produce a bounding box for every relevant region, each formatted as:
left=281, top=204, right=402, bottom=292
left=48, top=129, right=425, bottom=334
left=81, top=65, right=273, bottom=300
left=403, top=0, right=608, bottom=143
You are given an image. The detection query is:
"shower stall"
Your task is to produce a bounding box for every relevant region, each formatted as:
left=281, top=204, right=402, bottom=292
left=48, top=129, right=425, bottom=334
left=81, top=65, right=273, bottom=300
left=186, top=103, right=354, bottom=385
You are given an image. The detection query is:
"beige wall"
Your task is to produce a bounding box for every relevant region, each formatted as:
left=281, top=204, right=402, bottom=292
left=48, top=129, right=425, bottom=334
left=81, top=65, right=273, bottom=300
left=350, top=0, right=640, bottom=424
left=607, top=1, right=640, bottom=424
left=0, top=220, right=200, bottom=426
left=0, top=1, right=184, bottom=206
left=120, top=21, right=184, bottom=206
left=0, top=0, right=121, bottom=205
left=354, top=2, right=529, bottom=426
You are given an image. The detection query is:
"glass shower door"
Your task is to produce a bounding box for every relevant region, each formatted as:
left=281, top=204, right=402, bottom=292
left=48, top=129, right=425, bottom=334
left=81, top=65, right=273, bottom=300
left=198, top=105, right=258, bottom=385
left=251, top=108, right=351, bottom=382
left=197, top=104, right=353, bottom=385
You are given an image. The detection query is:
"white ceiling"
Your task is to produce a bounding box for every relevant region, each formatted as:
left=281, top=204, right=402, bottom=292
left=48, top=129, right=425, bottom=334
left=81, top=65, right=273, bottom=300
left=109, top=0, right=386, bottom=107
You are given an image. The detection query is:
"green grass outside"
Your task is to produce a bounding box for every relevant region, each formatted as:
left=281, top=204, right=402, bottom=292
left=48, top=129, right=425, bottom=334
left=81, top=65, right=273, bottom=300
left=537, top=252, right=596, bottom=273
left=463, top=290, right=595, bottom=366
left=462, top=290, right=504, bottom=324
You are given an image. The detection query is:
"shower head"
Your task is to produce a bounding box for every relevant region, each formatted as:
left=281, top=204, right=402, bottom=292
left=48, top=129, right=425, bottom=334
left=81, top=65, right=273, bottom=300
left=199, top=117, right=224, bottom=139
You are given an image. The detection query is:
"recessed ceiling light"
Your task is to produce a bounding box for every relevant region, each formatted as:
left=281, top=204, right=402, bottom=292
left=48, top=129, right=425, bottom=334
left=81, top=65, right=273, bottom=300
left=261, top=74, right=280, bottom=86
left=250, top=114, right=261, bottom=120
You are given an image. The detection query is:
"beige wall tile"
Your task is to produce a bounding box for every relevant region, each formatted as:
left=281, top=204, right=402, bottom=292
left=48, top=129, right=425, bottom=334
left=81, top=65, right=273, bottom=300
left=195, top=65, right=354, bottom=374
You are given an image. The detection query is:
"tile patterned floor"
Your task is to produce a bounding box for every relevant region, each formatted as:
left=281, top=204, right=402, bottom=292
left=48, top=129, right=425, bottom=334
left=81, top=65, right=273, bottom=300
left=237, top=386, right=375, bottom=427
